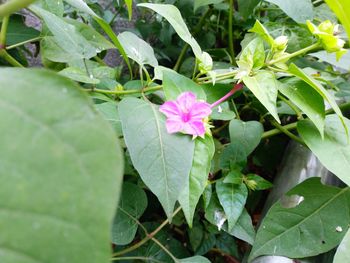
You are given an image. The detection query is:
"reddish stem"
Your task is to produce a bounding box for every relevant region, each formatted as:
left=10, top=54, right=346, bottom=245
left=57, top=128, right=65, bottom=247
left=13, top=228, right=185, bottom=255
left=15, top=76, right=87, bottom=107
left=210, top=83, right=243, bottom=108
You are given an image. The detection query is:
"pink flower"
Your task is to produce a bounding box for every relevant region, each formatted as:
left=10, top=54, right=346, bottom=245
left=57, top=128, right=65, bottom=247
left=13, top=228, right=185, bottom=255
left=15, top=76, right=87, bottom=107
left=159, top=92, right=212, bottom=137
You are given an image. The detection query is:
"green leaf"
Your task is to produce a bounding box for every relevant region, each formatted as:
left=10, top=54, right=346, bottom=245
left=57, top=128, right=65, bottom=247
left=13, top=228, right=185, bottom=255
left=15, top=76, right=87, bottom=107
left=265, top=0, right=314, bottom=23
left=95, top=102, right=122, bottom=137
left=310, top=50, right=350, bottom=71
left=63, top=0, right=132, bottom=77
left=249, top=178, right=350, bottom=262
left=138, top=3, right=212, bottom=70
left=32, top=6, right=97, bottom=60
left=243, top=70, right=280, bottom=122
left=238, top=0, right=261, bottom=20
left=289, top=63, right=347, bottom=136
left=125, top=0, right=133, bottom=20
left=0, top=68, right=123, bottom=263
left=194, top=0, right=224, bottom=12
left=117, top=31, right=158, bottom=67
left=7, top=15, right=40, bottom=46
left=179, top=135, right=215, bottom=227
left=112, top=183, right=147, bottom=245
left=298, top=115, right=350, bottom=186
left=249, top=20, right=274, bottom=47
left=59, top=67, right=100, bottom=84
left=245, top=174, right=273, bottom=190
left=180, top=256, right=211, bottom=263
left=219, top=143, right=247, bottom=170
left=211, top=102, right=236, bottom=121
left=279, top=78, right=325, bottom=136
left=334, top=228, right=350, bottom=263
left=216, top=181, right=248, bottom=232
left=118, top=98, right=195, bottom=219
left=40, top=0, right=64, bottom=16
left=239, top=37, right=265, bottom=70
left=205, top=195, right=255, bottom=244
left=324, top=0, right=350, bottom=40
left=229, top=119, right=264, bottom=156
left=163, top=70, right=207, bottom=101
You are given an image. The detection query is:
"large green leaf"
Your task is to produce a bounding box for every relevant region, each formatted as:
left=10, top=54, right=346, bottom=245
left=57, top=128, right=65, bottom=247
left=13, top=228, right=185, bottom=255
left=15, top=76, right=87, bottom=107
left=162, top=70, right=207, bottom=101
left=279, top=78, right=325, bottom=136
left=265, top=0, right=314, bottom=23
left=289, top=63, right=347, bottom=134
left=111, top=183, right=147, bottom=245
left=0, top=68, right=123, bottom=263
left=298, top=115, right=350, bottom=186
left=40, top=0, right=64, bottom=16
left=324, top=0, right=350, bottom=40
left=118, top=98, right=195, bottom=219
left=216, top=182, right=248, bottom=232
left=179, top=136, right=215, bottom=227
left=138, top=3, right=212, bottom=70
left=334, top=228, right=350, bottom=263
left=249, top=178, right=350, bottom=261
left=229, top=119, right=264, bottom=156
left=117, top=31, right=158, bottom=67
left=243, top=70, right=280, bottom=122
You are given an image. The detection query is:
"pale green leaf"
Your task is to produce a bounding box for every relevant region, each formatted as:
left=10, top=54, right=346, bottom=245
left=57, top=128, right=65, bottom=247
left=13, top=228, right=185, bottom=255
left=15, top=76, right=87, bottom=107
left=112, top=183, right=147, bottom=245
left=243, top=70, right=280, bottom=122
left=249, top=20, right=274, bottom=46
left=279, top=78, right=325, bottom=136
left=95, top=102, right=122, bottom=136
left=298, top=115, right=350, bottom=186
left=239, top=37, right=265, bottom=70
left=59, top=67, right=100, bottom=84
left=0, top=68, right=123, bottom=263
left=334, top=228, right=350, bottom=263
left=179, top=136, right=215, bottom=227
left=180, top=256, right=211, bottom=263
left=310, top=50, right=350, bottom=71
left=265, top=0, right=314, bottom=23
left=64, top=0, right=97, bottom=16
left=118, top=98, right=195, bottom=219
left=117, top=31, right=158, bottom=67
left=249, top=178, right=350, bottom=261
left=40, top=0, right=64, bottom=16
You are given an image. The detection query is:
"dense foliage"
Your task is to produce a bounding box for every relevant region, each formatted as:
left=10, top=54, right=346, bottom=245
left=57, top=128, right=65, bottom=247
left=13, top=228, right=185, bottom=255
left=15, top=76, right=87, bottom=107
left=1, top=0, right=350, bottom=262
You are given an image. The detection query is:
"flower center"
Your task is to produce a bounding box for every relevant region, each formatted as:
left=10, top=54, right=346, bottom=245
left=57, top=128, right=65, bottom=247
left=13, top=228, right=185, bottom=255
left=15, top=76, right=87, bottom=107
left=181, top=111, right=191, bottom=122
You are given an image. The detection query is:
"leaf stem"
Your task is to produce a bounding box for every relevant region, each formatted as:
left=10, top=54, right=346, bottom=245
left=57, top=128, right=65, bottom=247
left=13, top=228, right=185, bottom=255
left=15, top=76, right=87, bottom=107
left=270, top=120, right=307, bottom=146
left=0, top=15, right=9, bottom=47
left=277, top=94, right=303, bottom=120
left=228, top=0, right=235, bottom=65
left=112, top=206, right=182, bottom=257
left=0, top=49, right=24, bottom=67
left=267, top=42, right=321, bottom=66
left=6, top=36, right=42, bottom=50
left=90, top=85, right=162, bottom=95
left=0, top=0, right=37, bottom=17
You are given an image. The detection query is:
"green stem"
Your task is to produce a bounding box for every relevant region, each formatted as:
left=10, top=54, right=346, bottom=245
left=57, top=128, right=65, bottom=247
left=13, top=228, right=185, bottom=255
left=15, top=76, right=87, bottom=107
left=228, top=0, right=235, bottom=65
left=173, top=8, right=212, bottom=72
left=91, top=85, right=162, bottom=95
left=111, top=256, right=163, bottom=262
left=271, top=120, right=307, bottom=146
left=262, top=122, right=297, bottom=139
left=197, top=70, right=237, bottom=83
left=0, top=49, right=24, bottom=67
left=0, top=15, right=9, bottom=47
left=151, top=237, right=179, bottom=263
left=267, top=42, right=320, bottom=66
left=112, top=207, right=182, bottom=257
left=0, top=0, right=37, bottom=17
left=278, top=94, right=303, bottom=120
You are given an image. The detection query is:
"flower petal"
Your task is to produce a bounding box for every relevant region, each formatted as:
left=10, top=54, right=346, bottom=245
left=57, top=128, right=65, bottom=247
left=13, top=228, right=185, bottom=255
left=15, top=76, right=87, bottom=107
left=165, top=119, right=184, bottom=134
left=176, top=92, right=197, bottom=112
left=159, top=101, right=181, bottom=118
left=190, top=101, right=212, bottom=119
left=183, top=120, right=206, bottom=136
